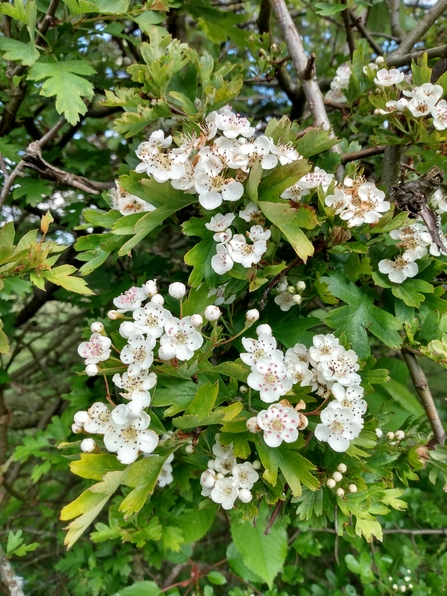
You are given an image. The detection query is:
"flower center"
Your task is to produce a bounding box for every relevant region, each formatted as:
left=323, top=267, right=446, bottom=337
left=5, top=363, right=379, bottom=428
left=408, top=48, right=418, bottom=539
left=330, top=420, right=345, bottom=434
left=122, top=426, right=139, bottom=441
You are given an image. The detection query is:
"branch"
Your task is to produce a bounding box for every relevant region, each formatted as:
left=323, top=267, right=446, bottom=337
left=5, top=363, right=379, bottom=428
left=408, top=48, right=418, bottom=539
left=388, top=0, right=405, bottom=40
left=269, top=0, right=342, bottom=156
left=401, top=349, right=446, bottom=447
left=350, top=13, right=384, bottom=56
left=381, top=145, right=402, bottom=190
left=388, top=0, right=447, bottom=59
left=341, top=145, right=386, bottom=163
left=0, top=543, right=25, bottom=596
left=341, top=0, right=355, bottom=60
left=387, top=44, right=447, bottom=67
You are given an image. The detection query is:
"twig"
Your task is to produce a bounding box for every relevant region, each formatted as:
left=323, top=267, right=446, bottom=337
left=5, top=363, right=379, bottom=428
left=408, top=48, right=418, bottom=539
left=388, top=0, right=447, bottom=59
left=401, top=349, right=446, bottom=447
left=387, top=44, right=447, bottom=67
left=341, top=0, right=355, bottom=60
left=259, top=255, right=302, bottom=310
left=341, top=145, right=386, bottom=163
left=381, top=145, right=402, bottom=190
left=264, top=498, right=284, bottom=535
left=388, top=0, right=405, bottom=40
left=0, top=542, right=25, bottom=596
left=350, top=13, right=384, bottom=56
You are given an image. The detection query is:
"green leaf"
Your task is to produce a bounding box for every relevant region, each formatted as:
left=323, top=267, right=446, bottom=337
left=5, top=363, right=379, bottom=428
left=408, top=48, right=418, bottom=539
left=184, top=381, right=219, bottom=418
left=28, top=60, right=96, bottom=125
left=322, top=273, right=402, bottom=358
left=259, top=202, right=315, bottom=262
left=111, top=581, right=161, bottom=596
left=315, top=2, right=347, bottom=16
left=258, top=160, right=311, bottom=202
left=184, top=236, right=216, bottom=287
left=230, top=500, right=287, bottom=588
left=0, top=37, right=39, bottom=66
left=295, top=128, right=340, bottom=157
left=12, top=177, right=52, bottom=206
left=392, top=278, right=433, bottom=307
left=62, top=0, right=129, bottom=14
left=276, top=446, right=319, bottom=496
left=207, top=571, right=227, bottom=585
left=43, top=265, right=95, bottom=295
left=119, top=456, right=168, bottom=516
left=162, top=526, right=184, bottom=552
left=412, top=52, right=432, bottom=86
left=69, top=454, right=125, bottom=481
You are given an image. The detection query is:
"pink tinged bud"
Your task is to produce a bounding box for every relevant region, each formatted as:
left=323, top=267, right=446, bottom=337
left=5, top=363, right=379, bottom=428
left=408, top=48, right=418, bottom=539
left=90, top=322, right=104, bottom=334
left=158, top=343, right=176, bottom=360
left=326, top=478, right=336, bottom=488
left=80, top=438, right=96, bottom=453
left=245, top=309, right=260, bottom=324
left=72, top=423, right=83, bottom=434
left=169, top=282, right=187, bottom=299
left=190, top=314, right=203, bottom=327
left=204, top=305, right=221, bottom=321
left=151, top=294, right=165, bottom=305
left=238, top=488, right=253, bottom=503
left=246, top=416, right=260, bottom=433
left=85, top=364, right=99, bottom=377
left=201, top=469, right=217, bottom=488
left=256, top=324, right=272, bottom=336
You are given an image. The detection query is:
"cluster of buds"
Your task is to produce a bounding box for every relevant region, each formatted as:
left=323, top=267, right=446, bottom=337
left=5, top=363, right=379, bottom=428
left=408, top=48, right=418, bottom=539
left=326, top=463, right=357, bottom=497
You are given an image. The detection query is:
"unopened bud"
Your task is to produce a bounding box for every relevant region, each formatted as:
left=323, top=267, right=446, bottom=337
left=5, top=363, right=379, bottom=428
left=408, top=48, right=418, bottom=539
left=287, top=285, right=296, bottom=294
left=191, top=314, right=203, bottom=327
left=108, top=310, right=124, bottom=320
left=326, top=478, right=336, bottom=488
left=238, top=488, right=253, bottom=503
left=207, top=459, right=216, bottom=470
left=240, top=385, right=248, bottom=394
left=169, top=282, right=187, bottom=300
left=292, top=294, right=302, bottom=304
left=375, top=55, right=385, bottom=65
left=277, top=281, right=288, bottom=292
left=337, top=463, right=347, bottom=473
left=296, top=281, right=306, bottom=291
left=119, top=321, right=136, bottom=339
left=74, top=411, right=89, bottom=425
left=387, top=431, right=395, bottom=440
left=71, top=423, right=83, bottom=434
left=395, top=430, right=405, bottom=440
left=80, top=438, right=96, bottom=453
left=85, top=364, right=99, bottom=377
left=256, top=324, right=272, bottom=336
left=336, top=488, right=345, bottom=497
left=332, top=471, right=343, bottom=482
left=216, top=472, right=224, bottom=479
left=151, top=294, right=165, bottom=305
left=252, top=460, right=261, bottom=470
left=200, top=469, right=217, bottom=488
left=204, top=305, right=221, bottom=321
left=90, top=322, right=104, bottom=334
left=144, top=280, right=158, bottom=297
left=246, top=417, right=260, bottom=433
left=185, top=444, right=194, bottom=454
left=246, top=309, right=260, bottom=324
left=348, top=484, right=357, bottom=493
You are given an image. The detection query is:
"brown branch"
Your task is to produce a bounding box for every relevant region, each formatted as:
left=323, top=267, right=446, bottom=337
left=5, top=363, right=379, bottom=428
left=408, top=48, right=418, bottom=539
left=259, top=255, right=302, bottom=310
left=341, top=145, right=386, bottom=163
left=341, top=0, right=355, bottom=60
left=350, top=13, right=384, bottom=56
left=0, top=542, right=25, bottom=596
left=303, top=53, right=316, bottom=81
left=387, top=44, right=447, bottom=67
left=388, top=0, right=447, bottom=59
left=401, top=349, right=446, bottom=447
left=388, top=0, right=405, bottom=40
left=381, top=145, right=402, bottom=190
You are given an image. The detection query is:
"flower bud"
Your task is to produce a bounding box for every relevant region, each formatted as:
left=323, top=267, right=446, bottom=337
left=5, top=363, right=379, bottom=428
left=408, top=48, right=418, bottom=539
left=375, top=55, right=385, bottom=65
left=252, top=460, right=261, bottom=470
left=375, top=428, right=383, bottom=438
left=200, top=469, right=217, bottom=489
left=74, top=410, right=89, bottom=425
left=85, top=364, right=99, bottom=377
left=277, top=281, right=288, bottom=292
left=332, top=471, right=343, bottom=482
left=158, top=343, right=176, bottom=360
left=185, top=444, right=194, bottom=454
left=90, top=322, right=104, bottom=334
left=296, top=281, right=306, bottom=291
left=204, top=305, right=221, bottom=321
left=287, top=285, right=296, bottom=294
left=239, top=385, right=248, bottom=394
left=326, top=478, right=336, bottom=488
left=151, top=294, right=165, bottom=305
left=169, top=282, right=187, bottom=299
left=207, top=459, right=216, bottom=470
left=108, top=310, right=124, bottom=320
left=337, top=463, right=347, bottom=473
left=292, top=294, right=302, bottom=304
left=395, top=430, right=405, bottom=440
left=246, top=417, right=260, bottom=433
left=238, top=488, right=253, bottom=503
left=245, top=309, right=260, bottom=324
left=216, top=472, right=224, bottom=479
left=191, top=314, right=203, bottom=327
left=336, top=488, right=345, bottom=497
left=256, top=324, right=272, bottom=336
left=80, top=438, right=96, bottom=453
left=71, top=423, right=83, bottom=434
left=348, top=484, right=357, bottom=493
left=144, top=280, right=158, bottom=297
left=119, top=321, right=136, bottom=339
left=387, top=431, right=395, bottom=440
left=297, top=413, right=308, bottom=430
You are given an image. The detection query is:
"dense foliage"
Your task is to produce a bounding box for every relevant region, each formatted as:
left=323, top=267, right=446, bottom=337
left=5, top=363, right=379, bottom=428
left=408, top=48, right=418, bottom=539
left=1, top=1, right=447, bottom=595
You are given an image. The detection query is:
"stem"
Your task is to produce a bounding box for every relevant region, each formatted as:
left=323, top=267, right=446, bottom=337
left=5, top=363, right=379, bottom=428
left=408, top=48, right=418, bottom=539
left=381, top=145, right=402, bottom=191
left=0, top=542, right=25, bottom=596
left=401, top=349, right=445, bottom=447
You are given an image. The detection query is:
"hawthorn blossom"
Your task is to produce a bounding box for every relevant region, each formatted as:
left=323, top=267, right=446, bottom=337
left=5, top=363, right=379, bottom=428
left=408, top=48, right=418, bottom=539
left=317, top=349, right=361, bottom=386
left=407, top=91, right=437, bottom=118
left=280, top=183, right=310, bottom=201
left=211, top=244, right=234, bottom=275
left=247, top=225, right=271, bottom=243
left=432, top=99, right=447, bottom=130
left=212, top=434, right=234, bottom=458
left=240, top=333, right=282, bottom=366
left=113, top=369, right=157, bottom=397
left=403, top=83, right=443, bottom=101
left=195, top=172, right=244, bottom=210
left=314, top=405, right=362, bottom=452
left=257, top=403, right=300, bottom=447
left=239, top=202, right=262, bottom=222
left=136, top=130, right=172, bottom=158
left=214, top=453, right=237, bottom=475
left=120, top=333, right=156, bottom=376
left=210, top=477, right=239, bottom=509
left=229, top=234, right=267, bottom=268
left=284, top=343, right=309, bottom=367
left=110, top=181, right=155, bottom=215
left=247, top=356, right=293, bottom=402
left=205, top=213, right=236, bottom=232
left=378, top=256, right=418, bottom=283
left=215, top=111, right=255, bottom=139
left=158, top=454, right=174, bottom=487
left=208, top=284, right=236, bottom=305
left=331, top=383, right=367, bottom=420
left=77, top=333, right=111, bottom=365
left=232, top=462, right=259, bottom=489
left=83, top=402, right=113, bottom=434
left=239, top=135, right=277, bottom=171
left=274, top=291, right=296, bottom=312
left=286, top=361, right=315, bottom=388
left=309, top=334, right=341, bottom=365
left=103, top=412, right=159, bottom=464
left=299, top=167, right=334, bottom=192
left=325, top=188, right=349, bottom=214
left=133, top=303, right=171, bottom=337
left=270, top=142, right=301, bottom=165
left=113, top=286, right=147, bottom=313
left=373, top=68, right=405, bottom=86
left=430, top=189, right=447, bottom=214
left=390, top=223, right=439, bottom=260
left=159, top=316, right=204, bottom=361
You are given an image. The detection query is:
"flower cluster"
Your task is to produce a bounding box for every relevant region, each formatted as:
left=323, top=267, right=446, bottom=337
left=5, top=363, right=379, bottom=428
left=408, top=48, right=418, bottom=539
left=325, top=63, right=352, bottom=105
left=110, top=180, right=155, bottom=215
left=134, top=106, right=302, bottom=211
left=74, top=280, right=218, bottom=465
left=280, top=166, right=334, bottom=202
left=325, top=174, right=391, bottom=228
left=274, top=278, right=306, bottom=311
left=326, top=463, right=357, bottom=497
left=200, top=435, right=259, bottom=510
left=242, top=328, right=366, bottom=453
left=379, top=222, right=445, bottom=283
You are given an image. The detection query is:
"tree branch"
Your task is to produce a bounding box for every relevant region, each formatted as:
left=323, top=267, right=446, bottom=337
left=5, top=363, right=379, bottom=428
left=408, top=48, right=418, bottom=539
left=387, top=44, right=447, bottom=67
left=350, top=13, right=384, bottom=56
left=0, top=542, right=25, bottom=596
left=388, top=0, right=404, bottom=41
left=388, top=0, right=447, bottom=59
left=341, top=145, right=386, bottom=163
left=381, top=145, right=402, bottom=190
left=341, top=0, right=355, bottom=60
left=401, top=349, right=446, bottom=447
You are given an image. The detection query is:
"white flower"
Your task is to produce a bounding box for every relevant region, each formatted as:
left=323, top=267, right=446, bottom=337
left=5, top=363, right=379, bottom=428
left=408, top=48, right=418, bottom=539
left=274, top=291, right=296, bottom=312
left=110, top=181, right=155, bottom=215
left=247, top=356, right=293, bottom=402
left=120, top=333, right=156, bottom=376
left=136, top=130, right=172, bottom=159
left=239, top=201, right=262, bottom=222
left=338, top=180, right=390, bottom=227
left=214, top=453, right=237, bottom=475
left=169, top=282, right=187, bottom=299
left=144, top=279, right=158, bottom=297
left=84, top=402, right=113, bottom=434
left=280, top=183, right=310, bottom=201
left=104, top=412, right=159, bottom=464
left=113, top=369, right=157, bottom=397
left=374, top=68, right=405, bottom=86
left=77, top=333, right=111, bottom=365
left=257, top=403, right=300, bottom=447
left=205, top=213, right=236, bottom=232
left=132, top=303, right=171, bottom=338
left=240, top=333, right=281, bottom=366
left=378, top=256, right=418, bottom=283
left=325, top=188, right=349, bottom=214
left=430, top=189, right=447, bottom=214
left=195, top=172, right=244, bottom=210
left=113, top=286, right=147, bottom=313
left=390, top=223, right=433, bottom=260
left=215, top=111, right=255, bottom=139
left=247, top=225, right=271, bottom=243
left=204, top=305, right=221, bottom=321
left=331, top=383, right=367, bottom=419
left=211, top=244, right=234, bottom=275
left=407, top=91, right=437, bottom=118
left=286, top=361, right=315, bottom=388
left=210, top=477, right=239, bottom=509
left=432, top=98, right=447, bottom=130
left=136, top=145, right=187, bottom=182
left=309, top=334, right=340, bottom=364
left=314, top=406, right=362, bottom=452
left=208, top=283, right=236, bottom=305
left=300, top=167, right=334, bottom=192
left=170, top=161, right=196, bottom=192
left=157, top=458, right=174, bottom=487
left=317, top=350, right=361, bottom=386
left=270, top=142, right=301, bottom=164
left=212, top=434, right=234, bottom=458
left=229, top=234, right=267, bottom=268
left=403, top=83, right=443, bottom=101
left=213, top=228, right=232, bottom=244
left=160, top=316, right=204, bottom=360
left=239, top=135, right=277, bottom=171
left=284, top=343, right=309, bottom=367
left=232, top=462, right=259, bottom=489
